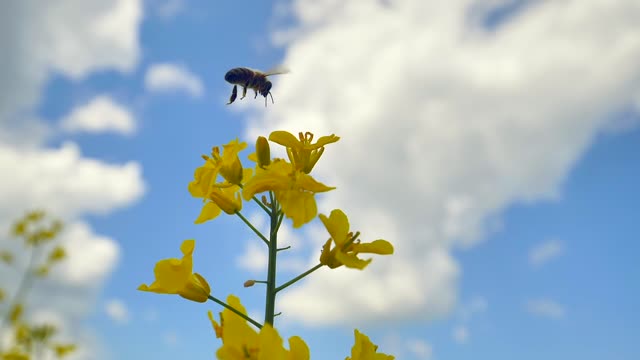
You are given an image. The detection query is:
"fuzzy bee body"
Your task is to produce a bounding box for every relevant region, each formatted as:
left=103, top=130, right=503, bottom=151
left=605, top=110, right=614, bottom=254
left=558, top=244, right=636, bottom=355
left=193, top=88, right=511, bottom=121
left=224, top=67, right=288, bottom=107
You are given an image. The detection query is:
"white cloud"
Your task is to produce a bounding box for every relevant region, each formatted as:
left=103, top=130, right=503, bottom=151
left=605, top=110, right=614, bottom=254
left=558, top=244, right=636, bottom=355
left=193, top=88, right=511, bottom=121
left=236, top=211, right=311, bottom=274
left=60, top=96, right=136, bottom=136
left=240, top=0, right=640, bottom=326
left=407, top=338, right=433, bottom=359
left=105, top=299, right=130, bottom=324
left=155, top=0, right=185, bottom=19
left=145, top=63, right=204, bottom=97
left=453, top=325, right=469, bottom=344
left=1, top=308, right=110, bottom=360
left=0, top=142, right=145, bottom=219
left=0, top=0, right=141, bottom=121
left=0, top=1, right=143, bottom=359
left=529, top=239, right=564, bottom=267
left=54, top=221, right=121, bottom=287
left=237, top=241, right=268, bottom=273
left=525, top=298, right=566, bottom=319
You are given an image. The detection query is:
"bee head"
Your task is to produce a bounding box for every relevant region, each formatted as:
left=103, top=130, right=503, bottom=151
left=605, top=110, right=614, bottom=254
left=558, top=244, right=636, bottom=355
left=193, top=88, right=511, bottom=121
left=260, top=81, right=273, bottom=98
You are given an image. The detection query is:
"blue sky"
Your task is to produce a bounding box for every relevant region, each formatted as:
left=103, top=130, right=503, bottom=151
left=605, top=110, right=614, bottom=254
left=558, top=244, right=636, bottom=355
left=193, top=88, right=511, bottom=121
left=1, top=1, right=639, bottom=359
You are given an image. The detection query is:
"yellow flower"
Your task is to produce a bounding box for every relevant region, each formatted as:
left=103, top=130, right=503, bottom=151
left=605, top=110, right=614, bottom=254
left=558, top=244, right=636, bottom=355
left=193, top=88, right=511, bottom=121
left=189, top=159, right=219, bottom=199
left=269, top=131, right=339, bottom=173
left=319, top=210, right=394, bottom=269
left=210, top=295, right=310, bottom=360
left=189, top=140, right=251, bottom=223
left=346, top=329, right=394, bottom=360
left=138, top=240, right=211, bottom=303
left=243, top=159, right=334, bottom=228
left=194, top=186, right=244, bottom=224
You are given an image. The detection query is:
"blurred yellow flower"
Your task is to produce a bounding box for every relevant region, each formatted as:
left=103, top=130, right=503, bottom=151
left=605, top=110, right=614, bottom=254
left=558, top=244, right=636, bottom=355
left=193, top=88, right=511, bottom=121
left=319, top=210, right=394, bottom=269
left=0, top=250, right=13, bottom=265
left=52, top=344, right=76, bottom=358
left=47, top=246, right=66, bottom=263
left=138, top=240, right=210, bottom=303
left=9, top=304, right=24, bottom=325
left=210, top=295, right=310, bottom=360
left=346, top=329, right=394, bottom=360
left=269, top=131, right=339, bottom=174
left=243, top=159, right=334, bottom=228
left=1, top=349, right=30, bottom=360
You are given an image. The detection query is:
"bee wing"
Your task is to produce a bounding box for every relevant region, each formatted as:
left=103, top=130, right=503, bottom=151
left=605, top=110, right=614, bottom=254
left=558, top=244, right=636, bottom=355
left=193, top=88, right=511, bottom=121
left=264, top=66, right=291, bottom=76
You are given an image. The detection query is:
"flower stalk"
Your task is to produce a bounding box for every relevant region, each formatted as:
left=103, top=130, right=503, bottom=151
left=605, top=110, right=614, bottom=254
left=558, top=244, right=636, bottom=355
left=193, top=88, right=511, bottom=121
left=264, top=191, right=279, bottom=325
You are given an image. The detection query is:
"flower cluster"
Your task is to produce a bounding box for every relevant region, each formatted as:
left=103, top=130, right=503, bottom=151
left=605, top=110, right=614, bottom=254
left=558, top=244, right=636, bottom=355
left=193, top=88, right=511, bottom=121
left=0, top=211, right=77, bottom=359
left=139, top=131, right=395, bottom=358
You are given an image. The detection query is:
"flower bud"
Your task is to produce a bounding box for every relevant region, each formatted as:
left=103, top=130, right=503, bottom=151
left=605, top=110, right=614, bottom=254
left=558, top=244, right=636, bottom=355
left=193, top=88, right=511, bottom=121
left=256, top=136, right=271, bottom=168
left=179, top=273, right=211, bottom=303
left=209, top=189, right=242, bottom=214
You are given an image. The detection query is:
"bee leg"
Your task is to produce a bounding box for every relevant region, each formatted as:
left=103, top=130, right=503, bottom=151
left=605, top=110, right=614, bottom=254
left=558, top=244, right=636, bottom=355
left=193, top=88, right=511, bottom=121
left=254, top=89, right=258, bottom=99
left=227, top=85, right=238, bottom=105
left=240, top=84, right=248, bottom=99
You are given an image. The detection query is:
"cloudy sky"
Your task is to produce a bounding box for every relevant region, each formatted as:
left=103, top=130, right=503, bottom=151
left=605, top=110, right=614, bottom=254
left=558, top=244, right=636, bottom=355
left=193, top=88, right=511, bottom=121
left=0, top=0, right=639, bottom=359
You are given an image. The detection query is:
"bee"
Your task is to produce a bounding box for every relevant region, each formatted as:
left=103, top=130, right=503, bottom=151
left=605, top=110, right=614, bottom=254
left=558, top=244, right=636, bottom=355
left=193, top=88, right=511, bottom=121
left=224, top=67, right=289, bottom=107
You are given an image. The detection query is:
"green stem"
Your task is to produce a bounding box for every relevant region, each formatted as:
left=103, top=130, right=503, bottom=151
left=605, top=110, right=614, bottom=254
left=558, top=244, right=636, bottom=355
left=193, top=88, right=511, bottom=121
left=208, top=295, right=262, bottom=329
left=0, top=245, right=38, bottom=336
left=251, top=195, right=271, bottom=216
left=235, top=211, right=269, bottom=245
left=238, top=183, right=271, bottom=215
left=264, top=192, right=278, bottom=325
left=275, top=264, right=323, bottom=293
left=274, top=211, right=284, bottom=235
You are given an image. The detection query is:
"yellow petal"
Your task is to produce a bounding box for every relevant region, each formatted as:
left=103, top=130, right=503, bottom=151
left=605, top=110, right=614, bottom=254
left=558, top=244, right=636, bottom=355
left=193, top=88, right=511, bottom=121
left=139, top=240, right=194, bottom=294
left=180, top=239, right=195, bottom=255
left=319, top=238, right=335, bottom=267
left=336, top=251, right=372, bottom=270
left=269, top=130, right=300, bottom=148
left=258, top=324, right=286, bottom=360
left=288, top=336, right=310, bottom=360
left=208, top=311, right=223, bottom=338
left=220, top=157, right=244, bottom=185
left=278, top=190, right=317, bottom=228
left=352, top=240, right=394, bottom=255
left=296, top=172, right=335, bottom=192
left=195, top=202, right=222, bottom=224
left=320, top=209, right=350, bottom=245
left=189, top=164, right=217, bottom=198
left=242, top=168, right=289, bottom=200
left=222, top=295, right=259, bottom=350
left=313, top=134, right=340, bottom=147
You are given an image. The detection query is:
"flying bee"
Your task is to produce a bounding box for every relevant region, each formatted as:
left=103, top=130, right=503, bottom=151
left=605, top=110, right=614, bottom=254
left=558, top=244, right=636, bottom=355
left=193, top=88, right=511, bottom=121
left=224, top=67, right=289, bottom=107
